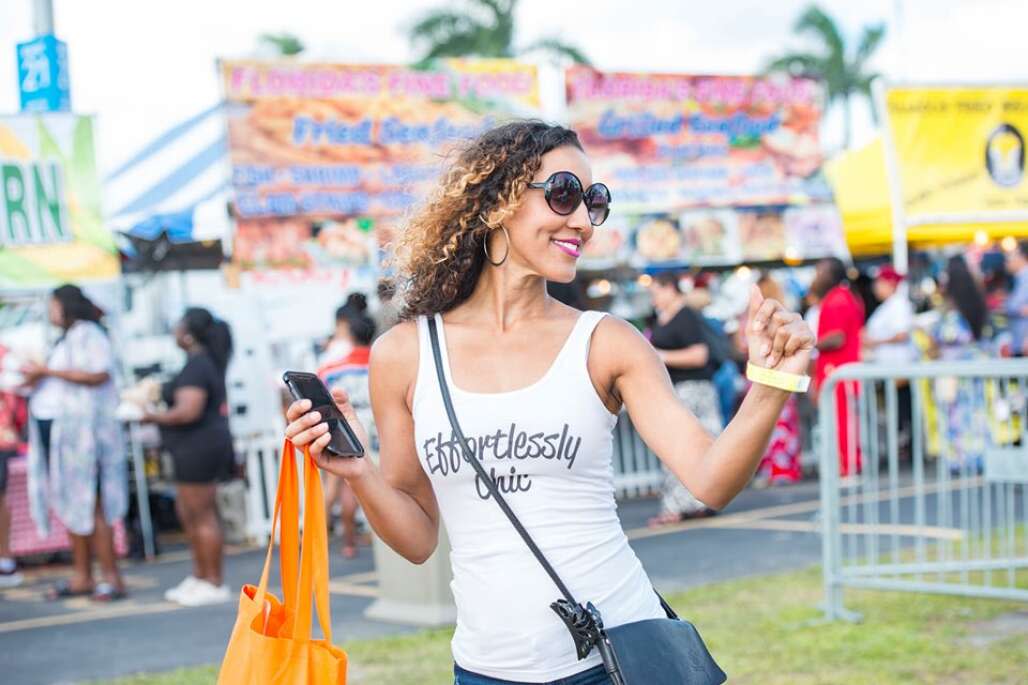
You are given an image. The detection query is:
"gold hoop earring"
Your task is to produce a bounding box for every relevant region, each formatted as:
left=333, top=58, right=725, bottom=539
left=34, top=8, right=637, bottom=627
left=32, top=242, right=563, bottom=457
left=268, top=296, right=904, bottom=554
left=483, top=226, right=510, bottom=267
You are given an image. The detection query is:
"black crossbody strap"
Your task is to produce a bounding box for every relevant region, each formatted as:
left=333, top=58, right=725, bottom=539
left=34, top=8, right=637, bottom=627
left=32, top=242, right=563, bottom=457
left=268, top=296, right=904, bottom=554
left=427, top=316, right=579, bottom=606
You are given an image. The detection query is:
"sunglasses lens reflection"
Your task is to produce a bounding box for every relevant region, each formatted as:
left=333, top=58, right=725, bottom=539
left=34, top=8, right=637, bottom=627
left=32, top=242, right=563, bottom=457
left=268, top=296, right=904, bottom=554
left=546, top=172, right=582, bottom=215
left=585, top=184, right=611, bottom=226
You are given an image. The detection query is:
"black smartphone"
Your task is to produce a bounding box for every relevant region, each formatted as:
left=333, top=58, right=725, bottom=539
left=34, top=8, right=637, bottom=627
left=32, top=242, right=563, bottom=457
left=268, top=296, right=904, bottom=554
left=282, top=371, right=364, bottom=458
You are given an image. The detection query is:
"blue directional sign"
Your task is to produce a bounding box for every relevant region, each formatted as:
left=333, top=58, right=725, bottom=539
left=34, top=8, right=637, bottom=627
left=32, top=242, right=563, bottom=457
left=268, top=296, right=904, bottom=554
left=16, top=35, right=71, bottom=112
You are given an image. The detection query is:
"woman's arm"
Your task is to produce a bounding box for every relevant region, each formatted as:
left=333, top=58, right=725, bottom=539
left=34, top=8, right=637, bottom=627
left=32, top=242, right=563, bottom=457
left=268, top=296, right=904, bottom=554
left=816, top=330, right=845, bottom=351
left=656, top=343, right=709, bottom=369
left=46, top=368, right=110, bottom=386
left=286, top=322, right=441, bottom=564
left=21, top=362, right=109, bottom=387
left=144, top=387, right=206, bottom=426
left=596, top=287, right=813, bottom=510
left=24, top=325, right=114, bottom=387
left=865, top=331, right=909, bottom=347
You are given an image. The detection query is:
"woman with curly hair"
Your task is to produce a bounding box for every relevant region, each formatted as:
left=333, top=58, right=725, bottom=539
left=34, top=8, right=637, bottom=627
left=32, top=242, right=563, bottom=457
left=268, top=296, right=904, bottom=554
left=286, top=121, right=814, bottom=684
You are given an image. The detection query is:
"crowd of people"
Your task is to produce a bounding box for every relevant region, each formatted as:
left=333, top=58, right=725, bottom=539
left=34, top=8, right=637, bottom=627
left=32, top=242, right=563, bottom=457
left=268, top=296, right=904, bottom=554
left=0, top=287, right=239, bottom=606
left=0, top=270, right=397, bottom=602
left=0, top=242, right=1017, bottom=601
left=639, top=244, right=1023, bottom=524
left=0, top=222, right=1020, bottom=609
left=0, top=244, right=1017, bottom=578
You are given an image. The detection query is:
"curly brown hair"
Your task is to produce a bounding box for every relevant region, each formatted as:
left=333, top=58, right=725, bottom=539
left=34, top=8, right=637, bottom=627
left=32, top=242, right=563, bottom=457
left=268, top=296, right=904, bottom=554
left=390, top=120, right=582, bottom=319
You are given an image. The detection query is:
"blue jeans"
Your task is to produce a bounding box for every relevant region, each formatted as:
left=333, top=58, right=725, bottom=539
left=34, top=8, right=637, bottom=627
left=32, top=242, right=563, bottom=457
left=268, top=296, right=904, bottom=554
left=453, top=663, right=609, bottom=685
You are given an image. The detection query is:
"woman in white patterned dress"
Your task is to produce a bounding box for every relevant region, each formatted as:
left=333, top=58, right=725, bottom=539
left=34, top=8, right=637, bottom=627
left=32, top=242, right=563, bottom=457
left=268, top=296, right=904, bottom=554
left=22, top=285, right=127, bottom=601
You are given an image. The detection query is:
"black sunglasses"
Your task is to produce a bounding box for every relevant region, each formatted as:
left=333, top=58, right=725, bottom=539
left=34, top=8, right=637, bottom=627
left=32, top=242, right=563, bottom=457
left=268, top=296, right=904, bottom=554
left=527, top=171, right=611, bottom=226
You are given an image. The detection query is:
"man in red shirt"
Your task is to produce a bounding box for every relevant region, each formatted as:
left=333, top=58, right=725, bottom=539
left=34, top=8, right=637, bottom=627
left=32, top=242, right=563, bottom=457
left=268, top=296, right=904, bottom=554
left=812, top=258, right=865, bottom=476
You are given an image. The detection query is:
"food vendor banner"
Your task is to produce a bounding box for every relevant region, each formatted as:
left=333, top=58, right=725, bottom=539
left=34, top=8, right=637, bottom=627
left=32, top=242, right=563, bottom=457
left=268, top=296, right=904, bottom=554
left=622, top=204, right=846, bottom=268
left=885, top=86, right=1028, bottom=221
left=221, top=59, right=539, bottom=272
left=0, top=114, right=118, bottom=289
left=566, top=68, right=828, bottom=213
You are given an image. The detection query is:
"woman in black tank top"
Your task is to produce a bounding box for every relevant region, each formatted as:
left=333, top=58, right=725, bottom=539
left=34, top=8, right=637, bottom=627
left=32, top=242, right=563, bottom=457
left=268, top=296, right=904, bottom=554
left=143, top=308, right=235, bottom=606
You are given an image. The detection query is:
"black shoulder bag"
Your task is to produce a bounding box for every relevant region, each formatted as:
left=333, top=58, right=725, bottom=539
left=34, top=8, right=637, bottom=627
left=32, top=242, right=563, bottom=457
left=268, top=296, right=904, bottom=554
left=427, top=317, right=726, bottom=685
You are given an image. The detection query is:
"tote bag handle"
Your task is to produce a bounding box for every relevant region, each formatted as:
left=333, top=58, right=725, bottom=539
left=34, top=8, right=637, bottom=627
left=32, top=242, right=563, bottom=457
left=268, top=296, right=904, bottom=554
left=293, top=443, right=333, bottom=643
left=253, top=440, right=334, bottom=643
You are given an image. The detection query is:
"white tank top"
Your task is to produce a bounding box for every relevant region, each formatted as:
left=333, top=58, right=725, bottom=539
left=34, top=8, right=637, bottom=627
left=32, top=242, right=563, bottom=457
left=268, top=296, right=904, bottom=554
left=413, top=312, right=664, bottom=682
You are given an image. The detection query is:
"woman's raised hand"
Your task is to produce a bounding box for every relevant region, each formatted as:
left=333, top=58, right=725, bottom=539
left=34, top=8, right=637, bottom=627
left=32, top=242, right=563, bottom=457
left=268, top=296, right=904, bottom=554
left=746, top=285, right=815, bottom=376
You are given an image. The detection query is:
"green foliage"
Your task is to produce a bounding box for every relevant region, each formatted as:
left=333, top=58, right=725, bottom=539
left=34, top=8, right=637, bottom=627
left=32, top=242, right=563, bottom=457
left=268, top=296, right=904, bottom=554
left=259, top=33, right=305, bottom=56
left=408, top=0, right=590, bottom=66
left=765, top=4, right=887, bottom=146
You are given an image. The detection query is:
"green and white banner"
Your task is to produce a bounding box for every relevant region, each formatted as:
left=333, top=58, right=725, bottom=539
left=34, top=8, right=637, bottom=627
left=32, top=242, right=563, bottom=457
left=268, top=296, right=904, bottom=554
left=0, top=114, right=119, bottom=289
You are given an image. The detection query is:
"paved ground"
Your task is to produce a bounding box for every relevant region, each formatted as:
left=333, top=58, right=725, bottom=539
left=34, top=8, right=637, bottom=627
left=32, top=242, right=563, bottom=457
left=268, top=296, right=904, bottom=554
left=5, top=476, right=1009, bottom=685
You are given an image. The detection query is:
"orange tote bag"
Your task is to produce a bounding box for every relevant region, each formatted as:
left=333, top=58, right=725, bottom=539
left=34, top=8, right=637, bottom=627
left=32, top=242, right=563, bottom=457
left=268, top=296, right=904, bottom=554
left=218, top=440, right=347, bottom=684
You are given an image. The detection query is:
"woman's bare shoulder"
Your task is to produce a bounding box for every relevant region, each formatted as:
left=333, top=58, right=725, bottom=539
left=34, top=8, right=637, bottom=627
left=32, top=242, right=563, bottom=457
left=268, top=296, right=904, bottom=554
left=583, top=315, right=656, bottom=412
left=371, top=320, right=419, bottom=369
left=593, top=314, right=649, bottom=346
left=591, top=314, right=655, bottom=368
left=369, top=321, right=422, bottom=408
left=370, top=318, right=421, bottom=394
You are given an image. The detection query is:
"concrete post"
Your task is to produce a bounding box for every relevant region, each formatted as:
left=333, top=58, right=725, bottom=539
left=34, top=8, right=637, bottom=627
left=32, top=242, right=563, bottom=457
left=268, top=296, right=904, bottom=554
left=364, top=527, right=457, bottom=627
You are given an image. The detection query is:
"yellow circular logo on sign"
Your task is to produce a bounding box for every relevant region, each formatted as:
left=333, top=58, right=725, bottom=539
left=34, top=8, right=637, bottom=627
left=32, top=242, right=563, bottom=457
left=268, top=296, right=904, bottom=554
left=986, top=123, right=1025, bottom=187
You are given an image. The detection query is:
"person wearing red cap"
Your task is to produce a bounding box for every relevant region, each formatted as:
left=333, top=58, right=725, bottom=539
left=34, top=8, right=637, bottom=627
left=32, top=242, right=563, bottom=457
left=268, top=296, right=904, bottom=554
left=864, top=265, right=916, bottom=457
left=864, top=265, right=915, bottom=365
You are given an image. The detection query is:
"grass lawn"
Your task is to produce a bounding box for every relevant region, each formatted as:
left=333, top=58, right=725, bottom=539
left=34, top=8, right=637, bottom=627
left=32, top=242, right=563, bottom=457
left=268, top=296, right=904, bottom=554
left=99, top=562, right=1028, bottom=685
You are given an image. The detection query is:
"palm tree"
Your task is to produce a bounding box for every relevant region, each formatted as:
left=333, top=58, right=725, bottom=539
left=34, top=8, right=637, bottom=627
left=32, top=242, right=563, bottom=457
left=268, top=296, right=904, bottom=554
left=408, top=0, right=590, bottom=66
left=259, top=32, right=305, bottom=57
left=765, top=5, right=885, bottom=148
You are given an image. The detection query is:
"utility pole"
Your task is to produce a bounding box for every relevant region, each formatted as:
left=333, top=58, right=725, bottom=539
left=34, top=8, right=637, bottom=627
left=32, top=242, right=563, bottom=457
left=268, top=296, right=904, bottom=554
left=33, top=0, right=55, bottom=36
left=892, top=0, right=906, bottom=81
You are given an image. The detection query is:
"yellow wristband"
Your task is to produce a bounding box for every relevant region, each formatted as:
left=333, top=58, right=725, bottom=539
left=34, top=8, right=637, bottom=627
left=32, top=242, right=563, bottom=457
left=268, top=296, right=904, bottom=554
left=746, top=362, right=810, bottom=393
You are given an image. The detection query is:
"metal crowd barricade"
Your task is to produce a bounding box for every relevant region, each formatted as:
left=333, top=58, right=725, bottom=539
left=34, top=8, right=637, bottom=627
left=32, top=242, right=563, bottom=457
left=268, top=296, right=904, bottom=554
left=819, top=360, right=1028, bottom=621
left=239, top=430, right=299, bottom=544
left=612, top=411, right=664, bottom=498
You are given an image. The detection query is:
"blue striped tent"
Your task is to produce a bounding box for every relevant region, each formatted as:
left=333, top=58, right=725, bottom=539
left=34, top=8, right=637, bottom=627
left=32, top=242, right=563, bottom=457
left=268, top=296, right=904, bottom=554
left=105, top=104, right=232, bottom=267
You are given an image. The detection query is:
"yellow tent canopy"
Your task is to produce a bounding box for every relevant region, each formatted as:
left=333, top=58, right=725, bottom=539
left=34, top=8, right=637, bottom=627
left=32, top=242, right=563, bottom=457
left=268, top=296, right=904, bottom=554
left=824, top=136, right=1028, bottom=257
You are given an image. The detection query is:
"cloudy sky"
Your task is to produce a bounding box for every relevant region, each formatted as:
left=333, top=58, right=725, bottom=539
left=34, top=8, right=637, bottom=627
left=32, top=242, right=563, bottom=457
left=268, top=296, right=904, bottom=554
left=2, top=0, right=1026, bottom=173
